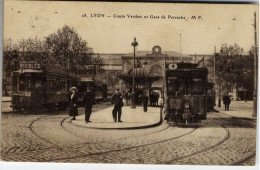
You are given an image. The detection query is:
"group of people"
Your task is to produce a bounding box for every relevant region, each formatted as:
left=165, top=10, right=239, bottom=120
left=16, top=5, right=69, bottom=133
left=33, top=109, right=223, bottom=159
left=68, top=86, right=93, bottom=122
left=150, top=92, right=159, bottom=106
left=68, top=87, right=125, bottom=123
left=68, top=87, right=160, bottom=123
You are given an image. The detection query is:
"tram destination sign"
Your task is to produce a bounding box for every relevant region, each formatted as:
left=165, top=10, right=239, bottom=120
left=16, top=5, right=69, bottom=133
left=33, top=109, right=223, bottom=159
left=19, top=61, right=41, bottom=70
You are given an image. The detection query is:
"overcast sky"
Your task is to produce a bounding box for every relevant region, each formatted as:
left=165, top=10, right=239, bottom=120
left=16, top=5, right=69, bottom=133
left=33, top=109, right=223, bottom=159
left=4, top=1, right=258, bottom=54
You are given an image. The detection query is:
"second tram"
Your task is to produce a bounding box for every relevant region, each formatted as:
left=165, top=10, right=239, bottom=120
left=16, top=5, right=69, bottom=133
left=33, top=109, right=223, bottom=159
left=10, top=61, right=107, bottom=112
left=165, top=62, right=210, bottom=124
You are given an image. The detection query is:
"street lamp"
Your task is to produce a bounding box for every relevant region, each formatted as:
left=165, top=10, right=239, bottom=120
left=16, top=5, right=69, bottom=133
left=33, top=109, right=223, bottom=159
left=131, top=37, right=138, bottom=108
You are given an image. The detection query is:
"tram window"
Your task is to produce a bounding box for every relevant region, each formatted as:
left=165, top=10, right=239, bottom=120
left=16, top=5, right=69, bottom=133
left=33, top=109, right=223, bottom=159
left=178, top=83, right=185, bottom=95
left=56, top=79, right=61, bottom=91
left=35, top=81, right=42, bottom=88
left=167, top=77, right=178, bottom=94
left=191, top=83, right=203, bottom=95
left=50, top=80, right=53, bottom=90
left=52, top=79, right=58, bottom=91
left=13, top=77, right=17, bottom=92
left=19, top=77, right=26, bottom=91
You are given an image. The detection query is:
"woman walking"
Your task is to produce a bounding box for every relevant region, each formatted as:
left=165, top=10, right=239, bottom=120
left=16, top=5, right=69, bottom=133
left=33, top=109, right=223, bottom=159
left=69, top=87, right=78, bottom=120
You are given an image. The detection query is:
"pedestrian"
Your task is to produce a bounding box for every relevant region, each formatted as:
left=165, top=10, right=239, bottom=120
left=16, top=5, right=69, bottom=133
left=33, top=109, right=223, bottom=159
left=123, top=91, right=127, bottom=106
left=150, top=93, right=154, bottom=106
left=158, top=96, right=164, bottom=122
left=111, top=88, right=123, bottom=122
left=125, top=91, right=130, bottom=106
left=69, top=87, right=78, bottom=120
left=223, top=94, right=231, bottom=111
left=155, top=93, right=159, bottom=106
left=83, top=86, right=94, bottom=123
left=142, top=92, right=148, bottom=112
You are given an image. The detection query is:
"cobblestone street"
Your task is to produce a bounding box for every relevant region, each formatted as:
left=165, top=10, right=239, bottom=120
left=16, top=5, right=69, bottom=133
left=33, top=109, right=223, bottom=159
left=1, top=101, right=257, bottom=165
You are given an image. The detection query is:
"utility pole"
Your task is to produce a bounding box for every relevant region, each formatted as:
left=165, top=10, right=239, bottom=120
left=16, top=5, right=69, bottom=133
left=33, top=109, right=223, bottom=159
left=214, top=46, right=216, bottom=86
left=217, top=46, right=221, bottom=108
left=180, top=34, right=182, bottom=61
left=253, top=12, right=258, bottom=117
left=214, top=46, right=217, bottom=107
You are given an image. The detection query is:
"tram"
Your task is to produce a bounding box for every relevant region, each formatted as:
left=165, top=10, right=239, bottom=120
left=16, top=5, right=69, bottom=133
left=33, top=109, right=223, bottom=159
left=10, top=61, right=107, bottom=112
left=165, top=62, right=210, bottom=125
left=77, top=78, right=108, bottom=105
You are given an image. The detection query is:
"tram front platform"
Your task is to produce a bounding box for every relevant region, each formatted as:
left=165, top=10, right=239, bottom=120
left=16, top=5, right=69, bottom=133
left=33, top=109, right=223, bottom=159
left=72, top=106, right=162, bottom=130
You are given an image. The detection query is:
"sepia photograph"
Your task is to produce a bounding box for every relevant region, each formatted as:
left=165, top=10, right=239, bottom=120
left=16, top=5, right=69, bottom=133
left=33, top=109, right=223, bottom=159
left=1, top=0, right=258, bottom=167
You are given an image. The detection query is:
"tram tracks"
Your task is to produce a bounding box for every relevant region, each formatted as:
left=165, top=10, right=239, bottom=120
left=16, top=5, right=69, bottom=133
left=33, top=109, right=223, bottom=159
left=3, top=116, right=225, bottom=163
left=2, top=113, right=191, bottom=160
left=2, top=111, right=256, bottom=165
left=231, top=153, right=256, bottom=165
left=46, top=126, right=198, bottom=162
left=160, top=117, right=256, bottom=165
left=60, top=116, right=172, bottom=143
left=159, top=118, right=231, bottom=164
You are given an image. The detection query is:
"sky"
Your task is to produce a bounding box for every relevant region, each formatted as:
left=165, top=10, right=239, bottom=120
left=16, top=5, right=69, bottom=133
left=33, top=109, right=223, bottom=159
left=3, top=1, right=258, bottom=54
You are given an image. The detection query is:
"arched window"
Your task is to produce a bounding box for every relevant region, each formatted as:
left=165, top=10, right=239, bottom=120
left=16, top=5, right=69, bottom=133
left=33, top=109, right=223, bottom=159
left=150, top=65, right=162, bottom=76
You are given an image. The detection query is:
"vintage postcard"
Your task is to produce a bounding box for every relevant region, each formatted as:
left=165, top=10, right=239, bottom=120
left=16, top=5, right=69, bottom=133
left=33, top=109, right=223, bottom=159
left=1, top=0, right=258, bottom=167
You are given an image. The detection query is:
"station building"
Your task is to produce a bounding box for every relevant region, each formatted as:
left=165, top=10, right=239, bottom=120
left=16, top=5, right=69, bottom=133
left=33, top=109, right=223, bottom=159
left=97, top=45, right=206, bottom=103
left=4, top=46, right=249, bottom=101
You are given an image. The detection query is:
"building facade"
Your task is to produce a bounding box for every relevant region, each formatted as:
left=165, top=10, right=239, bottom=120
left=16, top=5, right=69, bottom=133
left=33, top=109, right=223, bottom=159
left=118, top=45, right=194, bottom=105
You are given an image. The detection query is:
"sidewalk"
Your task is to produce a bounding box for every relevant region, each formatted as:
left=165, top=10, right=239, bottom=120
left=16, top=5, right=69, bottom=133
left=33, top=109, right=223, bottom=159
left=216, top=101, right=256, bottom=119
left=72, top=106, right=162, bottom=130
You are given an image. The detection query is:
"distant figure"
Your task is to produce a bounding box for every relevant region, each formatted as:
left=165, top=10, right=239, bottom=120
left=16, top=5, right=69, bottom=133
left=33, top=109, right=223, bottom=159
left=150, top=93, right=155, bottom=106
left=142, top=92, right=149, bottom=112
left=69, top=87, right=78, bottom=120
left=111, top=88, right=123, bottom=122
left=123, top=91, right=129, bottom=106
left=158, top=96, right=164, bottom=122
left=83, top=87, right=94, bottom=123
left=155, top=93, right=159, bottom=106
left=126, top=91, right=131, bottom=106
left=223, top=94, right=231, bottom=111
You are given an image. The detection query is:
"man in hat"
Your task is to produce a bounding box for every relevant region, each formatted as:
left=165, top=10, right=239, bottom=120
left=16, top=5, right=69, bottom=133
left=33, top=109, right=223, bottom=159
left=83, top=86, right=94, bottom=123
left=111, top=88, right=123, bottom=122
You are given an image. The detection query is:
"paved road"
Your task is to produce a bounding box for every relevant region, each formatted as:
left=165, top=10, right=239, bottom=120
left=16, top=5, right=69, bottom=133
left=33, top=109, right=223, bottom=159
left=1, top=102, right=256, bottom=165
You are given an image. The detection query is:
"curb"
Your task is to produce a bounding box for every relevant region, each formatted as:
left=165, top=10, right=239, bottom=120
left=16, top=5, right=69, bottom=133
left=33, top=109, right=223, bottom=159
left=70, top=109, right=163, bottom=130
left=71, top=119, right=163, bottom=130
left=216, top=109, right=257, bottom=120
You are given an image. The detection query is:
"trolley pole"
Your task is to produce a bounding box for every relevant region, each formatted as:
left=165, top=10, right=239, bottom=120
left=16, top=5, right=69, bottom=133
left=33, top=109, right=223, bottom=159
left=253, top=12, right=258, bottom=117
left=131, top=37, right=138, bottom=109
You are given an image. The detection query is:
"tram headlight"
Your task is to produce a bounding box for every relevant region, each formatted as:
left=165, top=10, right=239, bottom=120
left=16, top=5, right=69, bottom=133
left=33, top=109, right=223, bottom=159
left=184, top=103, right=190, bottom=109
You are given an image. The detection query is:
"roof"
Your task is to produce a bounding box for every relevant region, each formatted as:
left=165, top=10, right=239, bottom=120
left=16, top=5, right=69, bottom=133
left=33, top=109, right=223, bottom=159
left=122, top=51, right=191, bottom=58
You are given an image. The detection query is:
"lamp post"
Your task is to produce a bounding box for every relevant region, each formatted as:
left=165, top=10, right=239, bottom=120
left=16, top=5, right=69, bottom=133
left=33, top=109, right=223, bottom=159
left=131, top=37, right=138, bottom=108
